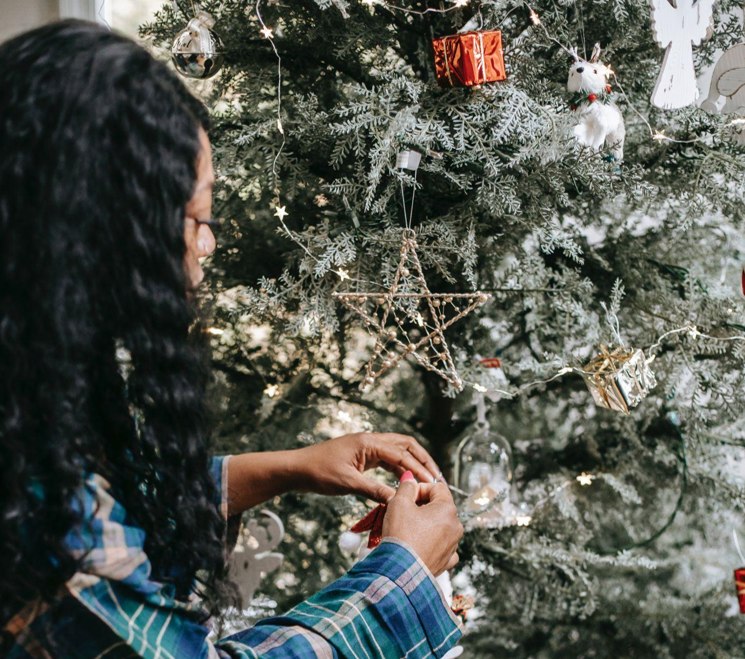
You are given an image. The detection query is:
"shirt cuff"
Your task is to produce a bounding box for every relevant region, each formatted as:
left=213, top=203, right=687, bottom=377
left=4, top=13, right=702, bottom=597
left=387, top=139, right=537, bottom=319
left=350, top=537, right=465, bottom=657
left=210, top=455, right=232, bottom=520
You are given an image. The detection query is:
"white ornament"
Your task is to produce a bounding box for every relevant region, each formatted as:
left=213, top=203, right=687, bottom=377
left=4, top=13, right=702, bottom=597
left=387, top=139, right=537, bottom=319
left=567, top=44, right=625, bottom=161
left=229, top=510, right=285, bottom=603
left=648, top=0, right=715, bottom=109
left=395, top=149, right=422, bottom=172
left=701, top=41, right=745, bottom=121
left=338, top=530, right=364, bottom=556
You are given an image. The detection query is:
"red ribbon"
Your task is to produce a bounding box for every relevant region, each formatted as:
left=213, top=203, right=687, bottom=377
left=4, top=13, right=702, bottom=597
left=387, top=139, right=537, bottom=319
left=350, top=504, right=387, bottom=549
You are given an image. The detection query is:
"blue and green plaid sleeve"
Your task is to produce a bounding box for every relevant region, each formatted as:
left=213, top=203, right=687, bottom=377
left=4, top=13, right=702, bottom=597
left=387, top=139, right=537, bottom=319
left=7, top=464, right=463, bottom=659
left=218, top=538, right=463, bottom=659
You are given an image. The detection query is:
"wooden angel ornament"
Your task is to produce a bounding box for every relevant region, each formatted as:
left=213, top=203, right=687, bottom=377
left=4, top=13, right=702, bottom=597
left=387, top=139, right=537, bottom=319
left=567, top=44, right=625, bottom=160
left=229, top=510, right=285, bottom=603
left=700, top=42, right=745, bottom=115
left=648, top=0, right=715, bottom=109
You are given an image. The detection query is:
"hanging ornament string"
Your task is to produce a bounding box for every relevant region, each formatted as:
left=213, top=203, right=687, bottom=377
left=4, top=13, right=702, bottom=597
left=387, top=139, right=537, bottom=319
left=734, top=528, right=745, bottom=565
left=601, top=301, right=624, bottom=346
left=399, top=179, right=417, bottom=231
left=97, top=0, right=111, bottom=29
left=576, top=0, right=587, bottom=60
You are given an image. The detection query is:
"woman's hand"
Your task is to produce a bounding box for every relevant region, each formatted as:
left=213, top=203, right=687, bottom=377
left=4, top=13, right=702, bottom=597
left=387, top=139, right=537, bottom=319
left=382, top=474, right=463, bottom=577
left=293, top=432, right=441, bottom=503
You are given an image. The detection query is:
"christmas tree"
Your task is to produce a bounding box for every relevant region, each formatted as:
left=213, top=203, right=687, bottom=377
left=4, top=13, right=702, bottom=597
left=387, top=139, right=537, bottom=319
left=144, top=0, right=745, bottom=655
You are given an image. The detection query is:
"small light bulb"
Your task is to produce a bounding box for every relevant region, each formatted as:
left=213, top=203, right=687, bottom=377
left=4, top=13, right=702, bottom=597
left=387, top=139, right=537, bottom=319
left=336, top=268, right=350, bottom=281
left=206, top=327, right=224, bottom=336
left=529, top=9, right=540, bottom=24
left=516, top=515, right=532, bottom=527
left=274, top=205, right=288, bottom=220
left=264, top=384, right=279, bottom=398
left=473, top=383, right=488, bottom=393
left=260, top=26, right=274, bottom=39
left=576, top=472, right=595, bottom=486
left=653, top=131, right=667, bottom=142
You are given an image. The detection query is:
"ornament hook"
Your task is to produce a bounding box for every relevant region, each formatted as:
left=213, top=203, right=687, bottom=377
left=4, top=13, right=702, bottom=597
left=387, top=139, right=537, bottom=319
left=734, top=528, right=745, bottom=565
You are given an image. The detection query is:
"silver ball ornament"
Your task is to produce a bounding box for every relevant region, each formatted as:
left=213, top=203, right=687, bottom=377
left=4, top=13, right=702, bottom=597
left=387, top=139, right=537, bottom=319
left=171, top=10, right=225, bottom=80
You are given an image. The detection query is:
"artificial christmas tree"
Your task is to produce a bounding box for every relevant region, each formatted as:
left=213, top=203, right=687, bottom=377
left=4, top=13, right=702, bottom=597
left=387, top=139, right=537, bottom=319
left=144, top=0, right=745, bottom=656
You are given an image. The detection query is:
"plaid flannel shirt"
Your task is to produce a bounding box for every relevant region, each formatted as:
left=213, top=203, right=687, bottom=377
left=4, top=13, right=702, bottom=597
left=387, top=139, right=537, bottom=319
left=7, top=456, right=463, bottom=659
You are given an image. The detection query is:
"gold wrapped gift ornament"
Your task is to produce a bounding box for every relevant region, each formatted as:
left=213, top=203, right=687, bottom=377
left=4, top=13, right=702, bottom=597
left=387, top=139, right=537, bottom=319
left=581, top=346, right=657, bottom=414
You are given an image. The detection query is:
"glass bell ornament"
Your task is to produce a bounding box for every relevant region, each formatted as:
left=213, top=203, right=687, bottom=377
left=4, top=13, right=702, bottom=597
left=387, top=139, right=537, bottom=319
left=453, top=394, right=518, bottom=529
left=454, top=422, right=513, bottom=514
left=171, top=7, right=225, bottom=80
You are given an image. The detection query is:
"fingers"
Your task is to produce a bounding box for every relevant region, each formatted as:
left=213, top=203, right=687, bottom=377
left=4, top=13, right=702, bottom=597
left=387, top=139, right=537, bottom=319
left=402, top=439, right=441, bottom=482
left=390, top=473, right=418, bottom=504
left=414, top=482, right=451, bottom=504
left=371, top=434, right=438, bottom=483
left=349, top=475, right=397, bottom=503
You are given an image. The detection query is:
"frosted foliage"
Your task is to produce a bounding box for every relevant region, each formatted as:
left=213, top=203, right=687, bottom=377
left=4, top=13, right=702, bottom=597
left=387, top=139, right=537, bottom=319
left=138, top=0, right=745, bottom=656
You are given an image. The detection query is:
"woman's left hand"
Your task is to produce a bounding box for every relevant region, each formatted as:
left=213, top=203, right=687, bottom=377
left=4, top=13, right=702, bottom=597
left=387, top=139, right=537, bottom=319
left=293, top=433, right=441, bottom=503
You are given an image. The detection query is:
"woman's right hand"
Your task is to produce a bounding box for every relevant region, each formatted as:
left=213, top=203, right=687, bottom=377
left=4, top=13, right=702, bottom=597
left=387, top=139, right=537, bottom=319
left=382, top=472, right=463, bottom=577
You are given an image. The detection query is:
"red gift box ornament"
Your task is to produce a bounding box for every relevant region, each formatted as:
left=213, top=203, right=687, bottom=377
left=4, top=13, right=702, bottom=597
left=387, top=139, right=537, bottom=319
left=432, top=30, right=507, bottom=88
left=735, top=568, right=745, bottom=613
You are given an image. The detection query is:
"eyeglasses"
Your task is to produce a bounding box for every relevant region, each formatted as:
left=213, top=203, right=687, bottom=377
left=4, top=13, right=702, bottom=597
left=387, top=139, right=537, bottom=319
left=191, top=217, right=223, bottom=240
left=194, top=217, right=219, bottom=229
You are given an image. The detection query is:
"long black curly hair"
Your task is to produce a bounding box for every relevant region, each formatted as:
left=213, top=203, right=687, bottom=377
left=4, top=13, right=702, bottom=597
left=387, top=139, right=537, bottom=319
left=0, top=20, right=230, bottom=635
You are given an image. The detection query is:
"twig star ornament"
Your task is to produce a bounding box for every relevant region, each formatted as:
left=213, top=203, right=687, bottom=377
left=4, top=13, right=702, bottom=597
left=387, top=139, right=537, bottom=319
left=334, top=230, right=490, bottom=391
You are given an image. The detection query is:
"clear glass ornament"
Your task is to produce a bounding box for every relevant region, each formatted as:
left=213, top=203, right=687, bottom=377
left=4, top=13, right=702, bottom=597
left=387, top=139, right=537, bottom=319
left=171, top=9, right=225, bottom=80
left=453, top=421, right=513, bottom=515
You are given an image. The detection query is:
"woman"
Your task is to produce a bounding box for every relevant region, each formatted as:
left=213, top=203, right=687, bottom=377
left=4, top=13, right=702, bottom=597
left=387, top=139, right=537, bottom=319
left=0, top=20, right=464, bottom=659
